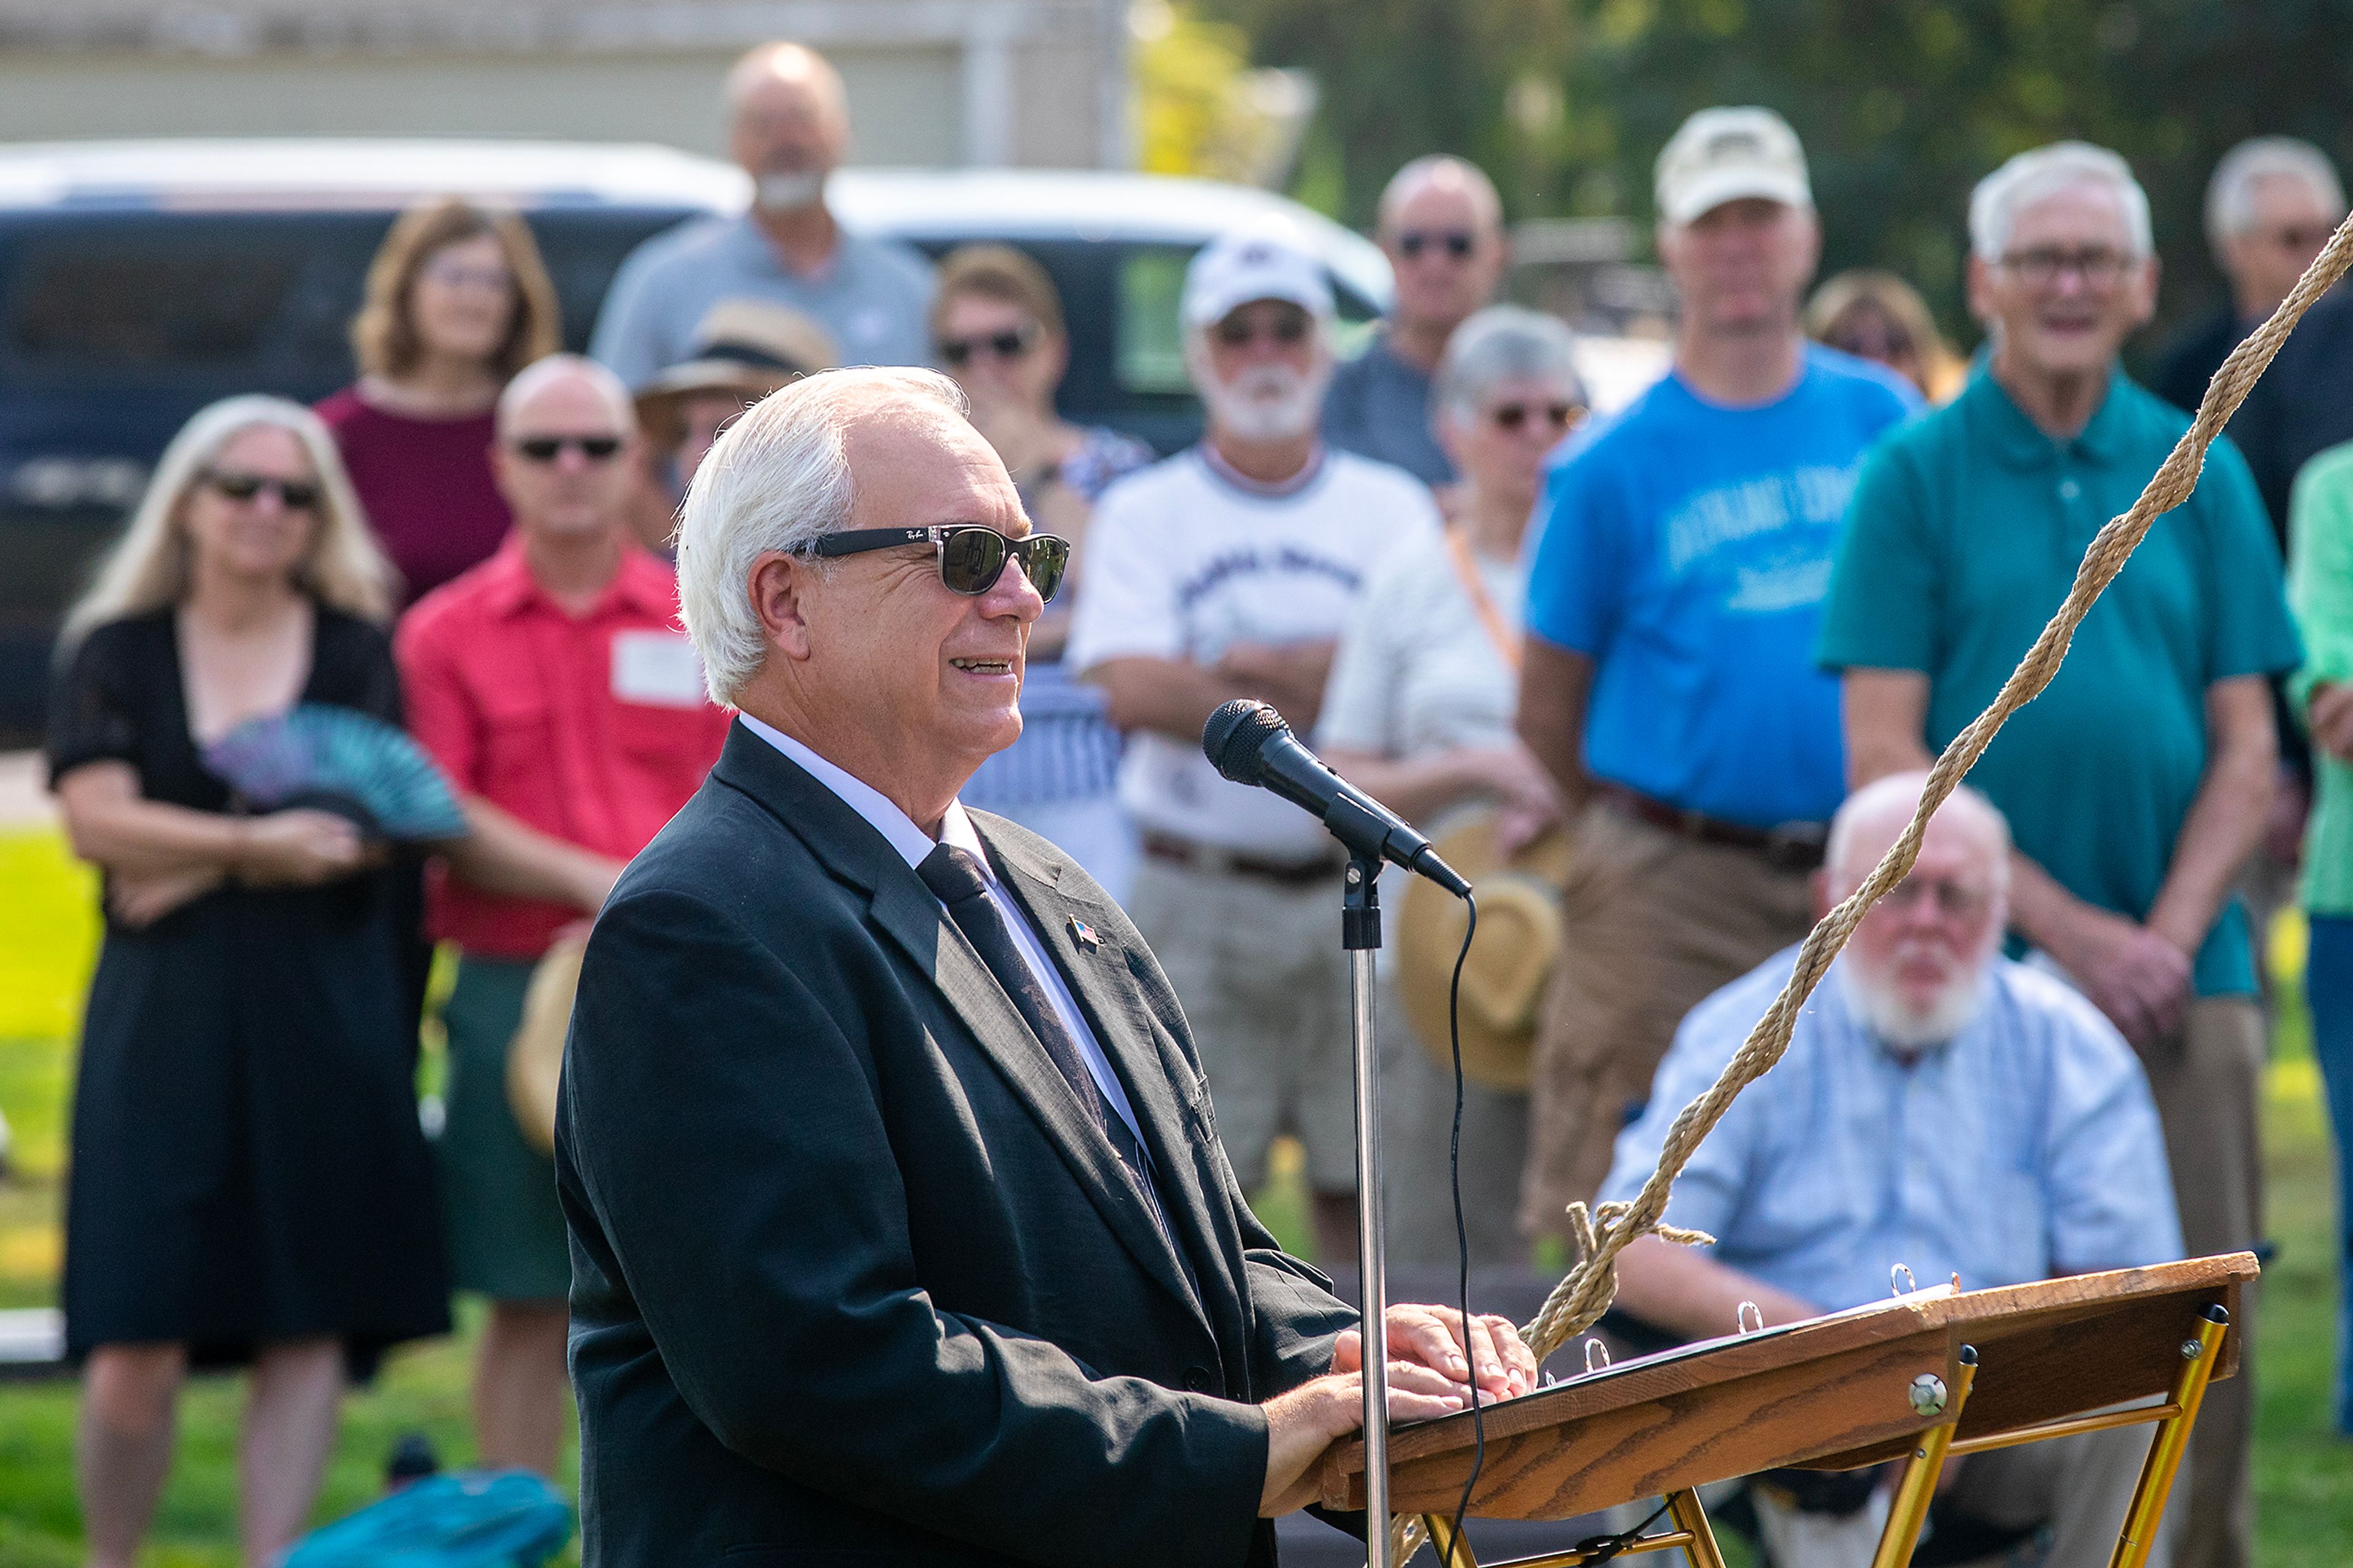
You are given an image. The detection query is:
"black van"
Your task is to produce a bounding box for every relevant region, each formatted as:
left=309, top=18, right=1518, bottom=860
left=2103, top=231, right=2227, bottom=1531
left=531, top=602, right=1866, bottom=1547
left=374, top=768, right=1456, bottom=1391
left=0, top=143, right=1392, bottom=738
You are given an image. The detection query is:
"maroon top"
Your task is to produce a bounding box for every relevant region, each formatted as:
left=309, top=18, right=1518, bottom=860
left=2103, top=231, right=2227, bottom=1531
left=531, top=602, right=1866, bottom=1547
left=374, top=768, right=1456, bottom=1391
left=316, top=386, right=512, bottom=605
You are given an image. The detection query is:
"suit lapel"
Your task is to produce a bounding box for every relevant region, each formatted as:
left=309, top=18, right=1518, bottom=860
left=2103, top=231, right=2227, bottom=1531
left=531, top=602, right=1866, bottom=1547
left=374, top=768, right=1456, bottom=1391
left=713, top=724, right=1214, bottom=1336
left=866, top=847, right=1210, bottom=1331
left=980, top=825, right=1247, bottom=1348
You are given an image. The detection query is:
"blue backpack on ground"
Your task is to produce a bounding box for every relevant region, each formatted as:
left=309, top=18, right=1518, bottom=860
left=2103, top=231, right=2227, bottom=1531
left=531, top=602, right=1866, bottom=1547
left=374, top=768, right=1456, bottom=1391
left=281, top=1469, right=574, bottom=1567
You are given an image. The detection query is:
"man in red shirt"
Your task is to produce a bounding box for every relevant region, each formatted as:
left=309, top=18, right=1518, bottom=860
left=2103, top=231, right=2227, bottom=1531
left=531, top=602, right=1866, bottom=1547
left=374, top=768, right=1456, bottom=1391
left=398, top=354, right=729, bottom=1476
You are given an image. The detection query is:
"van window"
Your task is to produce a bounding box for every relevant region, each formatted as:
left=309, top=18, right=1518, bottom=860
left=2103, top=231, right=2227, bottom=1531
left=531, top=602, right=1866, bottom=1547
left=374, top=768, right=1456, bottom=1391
left=10, top=241, right=308, bottom=370
left=1116, top=248, right=1193, bottom=397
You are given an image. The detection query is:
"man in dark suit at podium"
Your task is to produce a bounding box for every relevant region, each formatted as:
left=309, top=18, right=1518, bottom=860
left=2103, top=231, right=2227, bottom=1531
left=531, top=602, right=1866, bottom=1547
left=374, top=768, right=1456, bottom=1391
left=554, top=365, right=1535, bottom=1566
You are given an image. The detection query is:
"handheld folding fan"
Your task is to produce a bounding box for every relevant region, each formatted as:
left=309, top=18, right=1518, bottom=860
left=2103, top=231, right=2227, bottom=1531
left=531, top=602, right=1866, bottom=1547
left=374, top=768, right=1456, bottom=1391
left=203, top=703, right=468, bottom=843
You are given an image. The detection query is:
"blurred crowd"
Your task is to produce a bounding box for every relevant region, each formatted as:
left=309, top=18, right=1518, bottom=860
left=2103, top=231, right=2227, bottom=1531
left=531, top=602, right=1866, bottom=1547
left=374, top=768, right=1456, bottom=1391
left=37, top=34, right=2353, bottom=1568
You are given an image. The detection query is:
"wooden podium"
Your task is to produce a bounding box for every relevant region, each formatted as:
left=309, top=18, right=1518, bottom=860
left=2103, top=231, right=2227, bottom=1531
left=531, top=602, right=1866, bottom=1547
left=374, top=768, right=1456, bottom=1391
left=1319, top=1253, right=2256, bottom=1568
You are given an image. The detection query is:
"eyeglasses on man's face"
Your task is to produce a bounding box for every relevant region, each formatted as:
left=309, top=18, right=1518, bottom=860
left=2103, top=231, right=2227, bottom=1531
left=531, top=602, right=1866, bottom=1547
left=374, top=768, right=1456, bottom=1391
left=202, top=468, right=320, bottom=513
left=510, top=435, right=624, bottom=464
left=939, top=324, right=1038, bottom=368
left=1487, top=401, right=1583, bottom=434
left=1878, top=874, right=1991, bottom=922
left=1395, top=229, right=1476, bottom=261
left=1998, top=246, right=2135, bottom=290
left=804, top=525, right=1071, bottom=603
left=1211, top=305, right=1312, bottom=350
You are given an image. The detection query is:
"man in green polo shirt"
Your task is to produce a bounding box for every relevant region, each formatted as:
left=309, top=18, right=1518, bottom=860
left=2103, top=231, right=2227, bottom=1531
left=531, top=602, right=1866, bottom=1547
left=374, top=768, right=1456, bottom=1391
left=1819, top=142, right=2299, bottom=1568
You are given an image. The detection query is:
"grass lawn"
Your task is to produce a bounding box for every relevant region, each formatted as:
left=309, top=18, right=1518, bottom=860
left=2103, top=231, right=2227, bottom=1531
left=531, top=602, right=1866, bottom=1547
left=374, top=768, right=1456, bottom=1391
left=2, top=824, right=2347, bottom=1562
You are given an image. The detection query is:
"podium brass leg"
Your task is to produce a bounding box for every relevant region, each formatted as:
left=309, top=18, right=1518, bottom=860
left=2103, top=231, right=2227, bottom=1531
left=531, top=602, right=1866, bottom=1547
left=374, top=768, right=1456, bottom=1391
left=2108, top=1306, right=2229, bottom=1568
left=1414, top=1493, right=1721, bottom=1568
left=1664, top=1490, right=1729, bottom=1568
left=1869, top=1347, right=1980, bottom=1568
left=1422, top=1513, right=1478, bottom=1567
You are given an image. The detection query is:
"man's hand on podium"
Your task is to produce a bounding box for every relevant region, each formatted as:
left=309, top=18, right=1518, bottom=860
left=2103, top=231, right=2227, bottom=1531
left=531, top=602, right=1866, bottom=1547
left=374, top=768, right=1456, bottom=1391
left=1258, top=1305, right=1539, bottom=1517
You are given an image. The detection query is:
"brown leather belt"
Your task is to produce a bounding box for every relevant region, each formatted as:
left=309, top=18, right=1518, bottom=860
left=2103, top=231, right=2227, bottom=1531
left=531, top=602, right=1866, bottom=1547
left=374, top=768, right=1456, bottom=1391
left=1591, top=782, right=1828, bottom=872
left=1140, top=831, right=1346, bottom=887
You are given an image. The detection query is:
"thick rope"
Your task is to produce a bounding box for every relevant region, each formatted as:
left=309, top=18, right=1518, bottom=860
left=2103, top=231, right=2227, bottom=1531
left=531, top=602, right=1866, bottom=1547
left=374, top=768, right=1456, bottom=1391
left=1386, top=212, right=2353, bottom=1566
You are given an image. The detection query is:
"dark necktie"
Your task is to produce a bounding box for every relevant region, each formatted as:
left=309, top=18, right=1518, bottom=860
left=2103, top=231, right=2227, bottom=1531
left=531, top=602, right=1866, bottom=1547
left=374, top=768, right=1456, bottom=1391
left=917, top=844, right=1177, bottom=1248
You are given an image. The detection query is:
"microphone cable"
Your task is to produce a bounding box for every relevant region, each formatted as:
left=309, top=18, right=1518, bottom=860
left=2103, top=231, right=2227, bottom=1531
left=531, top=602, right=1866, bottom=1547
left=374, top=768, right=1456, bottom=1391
left=1444, top=891, right=1485, bottom=1558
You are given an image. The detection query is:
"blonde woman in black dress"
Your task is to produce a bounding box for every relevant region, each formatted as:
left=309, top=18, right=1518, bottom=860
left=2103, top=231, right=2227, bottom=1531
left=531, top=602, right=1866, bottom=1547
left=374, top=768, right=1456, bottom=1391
left=48, top=396, right=447, bottom=1567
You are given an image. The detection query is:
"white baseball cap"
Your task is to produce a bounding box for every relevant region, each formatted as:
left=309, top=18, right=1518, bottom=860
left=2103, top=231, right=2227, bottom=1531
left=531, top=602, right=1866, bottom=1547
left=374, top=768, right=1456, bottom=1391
left=1181, top=222, right=1335, bottom=329
left=1655, top=107, right=1813, bottom=224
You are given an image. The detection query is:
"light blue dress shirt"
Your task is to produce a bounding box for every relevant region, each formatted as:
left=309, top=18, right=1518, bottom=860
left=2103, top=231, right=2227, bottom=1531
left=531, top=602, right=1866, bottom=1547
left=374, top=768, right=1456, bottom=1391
left=738, top=714, right=1146, bottom=1145
left=1597, top=948, right=2183, bottom=1313
left=589, top=213, right=936, bottom=388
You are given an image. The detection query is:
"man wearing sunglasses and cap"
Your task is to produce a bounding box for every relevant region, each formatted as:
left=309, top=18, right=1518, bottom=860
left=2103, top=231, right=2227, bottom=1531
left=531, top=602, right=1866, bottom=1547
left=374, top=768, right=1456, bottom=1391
left=555, top=366, right=1531, bottom=1564
left=1070, top=223, right=1442, bottom=1268
left=396, top=355, right=729, bottom=1477
left=1515, top=107, right=1919, bottom=1244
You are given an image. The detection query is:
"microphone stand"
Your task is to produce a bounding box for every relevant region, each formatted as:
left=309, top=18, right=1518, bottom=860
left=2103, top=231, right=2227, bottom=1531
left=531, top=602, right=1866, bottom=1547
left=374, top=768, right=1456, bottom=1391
left=1341, top=854, right=1392, bottom=1568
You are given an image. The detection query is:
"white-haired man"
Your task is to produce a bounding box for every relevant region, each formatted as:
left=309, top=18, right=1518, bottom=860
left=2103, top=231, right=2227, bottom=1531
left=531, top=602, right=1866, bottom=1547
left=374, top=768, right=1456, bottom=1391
left=589, top=42, right=933, bottom=385
left=1821, top=142, right=2302, bottom=1568
left=1323, top=154, right=1510, bottom=486
left=1605, top=775, right=2184, bottom=1568
left=2155, top=137, right=2345, bottom=466
left=1070, top=225, right=1441, bottom=1264
left=1514, top=107, right=1919, bottom=1240
left=398, top=354, right=730, bottom=1475
left=555, top=366, right=1533, bottom=1564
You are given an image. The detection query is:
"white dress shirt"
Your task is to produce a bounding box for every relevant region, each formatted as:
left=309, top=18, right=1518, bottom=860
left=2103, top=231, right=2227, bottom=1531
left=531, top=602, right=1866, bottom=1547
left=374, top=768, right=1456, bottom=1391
left=740, top=714, right=1147, bottom=1143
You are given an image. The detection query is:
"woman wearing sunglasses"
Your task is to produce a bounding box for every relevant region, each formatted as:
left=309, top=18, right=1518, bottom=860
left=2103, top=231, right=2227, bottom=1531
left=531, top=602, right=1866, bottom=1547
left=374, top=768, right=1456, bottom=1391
left=929, top=245, right=1153, bottom=898
left=1805, top=269, right=1965, bottom=404
left=47, top=397, right=449, bottom=1568
left=1319, top=305, right=1588, bottom=1270
left=318, top=197, right=564, bottom=603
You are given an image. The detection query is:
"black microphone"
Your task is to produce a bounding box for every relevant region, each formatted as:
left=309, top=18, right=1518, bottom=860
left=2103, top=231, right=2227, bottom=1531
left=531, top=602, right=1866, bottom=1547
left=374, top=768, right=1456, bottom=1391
left=1202, top=699, right=1471, bottom=898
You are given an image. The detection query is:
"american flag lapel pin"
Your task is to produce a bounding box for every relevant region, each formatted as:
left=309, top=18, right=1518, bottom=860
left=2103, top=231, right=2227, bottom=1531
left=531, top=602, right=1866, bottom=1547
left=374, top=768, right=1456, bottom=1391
left=1067, top=915, right=1101, bottom=952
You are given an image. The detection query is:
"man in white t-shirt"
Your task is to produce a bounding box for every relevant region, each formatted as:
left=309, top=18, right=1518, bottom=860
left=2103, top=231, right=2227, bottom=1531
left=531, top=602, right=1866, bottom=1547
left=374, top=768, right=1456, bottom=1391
left=1069, top=225, right=1442, bottom=1263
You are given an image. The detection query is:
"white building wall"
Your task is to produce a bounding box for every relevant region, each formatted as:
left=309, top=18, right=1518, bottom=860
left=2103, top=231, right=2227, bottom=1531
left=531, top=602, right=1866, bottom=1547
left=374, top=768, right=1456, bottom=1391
left=0, top=0, right=1126, bottom=168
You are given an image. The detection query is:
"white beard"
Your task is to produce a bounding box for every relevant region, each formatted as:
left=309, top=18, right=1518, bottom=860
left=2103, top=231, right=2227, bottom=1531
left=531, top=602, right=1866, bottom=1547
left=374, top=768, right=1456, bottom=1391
left=1197, top=359, right=1330, bottom=443
left=1840, top=957, right=1990, bottom=1053
left=755, top=170, right=826, bottom=213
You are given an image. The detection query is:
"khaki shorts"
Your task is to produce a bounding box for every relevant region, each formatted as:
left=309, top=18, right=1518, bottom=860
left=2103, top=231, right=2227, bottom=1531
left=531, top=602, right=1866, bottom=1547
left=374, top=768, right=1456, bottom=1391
left=1129, top=853, right=1355, bottom=1192
left=2141, top=996, right=2263, bottom=1568
left=1519, top=801, right=1814, bottom=1240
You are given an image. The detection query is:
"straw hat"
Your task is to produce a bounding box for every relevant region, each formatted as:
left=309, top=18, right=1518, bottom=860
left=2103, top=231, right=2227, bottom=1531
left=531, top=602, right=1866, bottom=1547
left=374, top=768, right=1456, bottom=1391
left=506, top=935, right=587, bottom=1156
left=632, top=299, right=838, bottom=447
left=1395, top=808, right=1573, bottom=1092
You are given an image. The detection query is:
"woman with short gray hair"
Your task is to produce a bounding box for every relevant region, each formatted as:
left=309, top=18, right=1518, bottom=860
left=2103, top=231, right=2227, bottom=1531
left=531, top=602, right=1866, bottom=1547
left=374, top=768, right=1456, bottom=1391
left=1319, top=304, right=1586, bottom=1268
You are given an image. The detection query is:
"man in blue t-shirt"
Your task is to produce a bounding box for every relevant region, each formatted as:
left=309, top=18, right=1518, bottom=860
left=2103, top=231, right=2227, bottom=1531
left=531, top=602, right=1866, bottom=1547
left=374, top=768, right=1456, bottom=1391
left=1514, top=107, right=1918, bottom=1238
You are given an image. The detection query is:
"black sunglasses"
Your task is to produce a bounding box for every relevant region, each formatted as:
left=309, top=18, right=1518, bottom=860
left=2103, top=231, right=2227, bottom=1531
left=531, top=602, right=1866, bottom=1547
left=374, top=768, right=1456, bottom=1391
left=808, top=525, right=1072, bottom=602
left=512, top=435, right=623, bottom=463
left=1397, top=229, right=1476, bottom=260
left=1213, top=310, right=1311, bottom=349
left=203, top=469, right=320, bottom=511
left=1490, top=401, right=1583, bottom=433
left=939, top=326, right=1037, bottom=368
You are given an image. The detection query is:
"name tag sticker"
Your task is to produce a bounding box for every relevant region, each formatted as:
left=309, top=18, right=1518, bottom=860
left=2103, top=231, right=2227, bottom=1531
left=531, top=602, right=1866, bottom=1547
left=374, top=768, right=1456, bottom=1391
left=611, top=631, right=706, bottom=708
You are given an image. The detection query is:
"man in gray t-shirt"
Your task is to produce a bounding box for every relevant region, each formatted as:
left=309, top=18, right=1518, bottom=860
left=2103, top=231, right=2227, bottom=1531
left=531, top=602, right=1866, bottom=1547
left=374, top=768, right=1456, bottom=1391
left=590, top=42, right=935, bottom=386
left=1321, top=155, right=1507, bottom=487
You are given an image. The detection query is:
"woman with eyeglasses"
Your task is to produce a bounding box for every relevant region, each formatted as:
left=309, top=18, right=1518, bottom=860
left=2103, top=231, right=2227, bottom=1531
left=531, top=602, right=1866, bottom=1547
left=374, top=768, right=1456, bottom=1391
left=46, top=397, right=449, bottom=1568
left=1320, top=305, right=1587, bottom=1270
left=930, top=244, right=1153, bottom=897
left=318, top=197, right=564, bottom=603
left=1805, top=269, right=1965, bottom=404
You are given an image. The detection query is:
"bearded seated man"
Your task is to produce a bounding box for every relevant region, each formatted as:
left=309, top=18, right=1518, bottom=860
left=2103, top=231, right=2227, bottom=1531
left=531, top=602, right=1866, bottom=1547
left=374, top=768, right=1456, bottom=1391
left=1597, top=773, right=2186, bottom=1568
